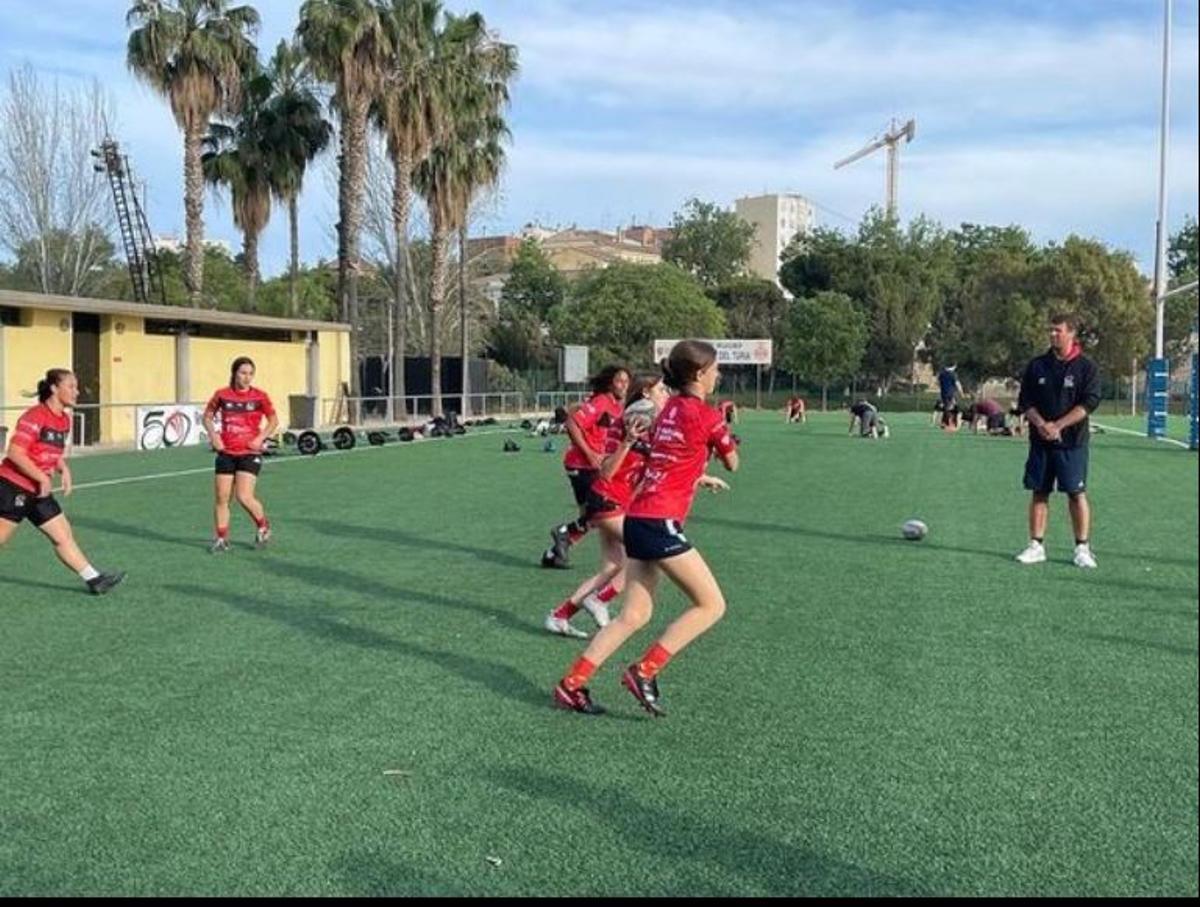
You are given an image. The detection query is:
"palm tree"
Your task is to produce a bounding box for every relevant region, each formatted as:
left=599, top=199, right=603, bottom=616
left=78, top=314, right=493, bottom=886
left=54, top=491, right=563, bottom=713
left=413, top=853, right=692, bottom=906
left=262, top=39, right=332, bottom=315
left=415, top=13, right=516, bottom=417
left=374, top=0, right=448, bottom=407
left=297, top=0, right=391, bottom=399
left=127, top=0, right=260, bottom=307
left=201, top=69, right=274, bottom=306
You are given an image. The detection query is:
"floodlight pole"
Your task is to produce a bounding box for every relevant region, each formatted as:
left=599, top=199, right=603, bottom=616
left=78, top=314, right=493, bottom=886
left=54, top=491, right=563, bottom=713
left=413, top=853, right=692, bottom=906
left=1152, top=0, right=1172, bottom=359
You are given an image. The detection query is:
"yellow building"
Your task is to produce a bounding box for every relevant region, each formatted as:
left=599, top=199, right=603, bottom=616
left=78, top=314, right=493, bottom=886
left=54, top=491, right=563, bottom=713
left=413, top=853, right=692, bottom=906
left=0, top=289, right=350, bottom=447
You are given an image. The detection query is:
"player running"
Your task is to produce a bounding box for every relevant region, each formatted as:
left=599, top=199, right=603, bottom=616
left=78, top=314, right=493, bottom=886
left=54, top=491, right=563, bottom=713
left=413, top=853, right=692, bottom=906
left=554, top=340, right=738, bottom=717
left=0, top=369, right=125, bottom=594
left=544, top=374, right=671, bottom=639
left=202, top=357, right=278, bottom=552
left=540, top=365, right=631, bottom=569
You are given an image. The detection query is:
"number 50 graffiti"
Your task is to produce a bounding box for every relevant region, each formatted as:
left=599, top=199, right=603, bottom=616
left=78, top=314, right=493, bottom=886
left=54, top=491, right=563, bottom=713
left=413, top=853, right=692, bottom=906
left=136, top=406, right=205, bottom=450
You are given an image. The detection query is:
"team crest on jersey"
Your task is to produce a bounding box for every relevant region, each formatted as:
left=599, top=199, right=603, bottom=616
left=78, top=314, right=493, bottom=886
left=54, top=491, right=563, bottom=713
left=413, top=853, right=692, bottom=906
left=39, top=428, right=67, bottom=447
left=14, top=494, right=26, bottom=507
left=1064, top=375, right=1075, bottom=388
left=223, top=400, right=259, bottom=412
left=1037, top=377, right=1046, bottom=385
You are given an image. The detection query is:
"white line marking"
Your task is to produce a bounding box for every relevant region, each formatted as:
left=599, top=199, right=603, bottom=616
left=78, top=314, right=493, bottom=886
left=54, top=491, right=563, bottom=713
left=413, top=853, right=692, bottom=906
left=68, top=428, right=521, bottom=493
left=1093, top=422, right=1190, bottom=449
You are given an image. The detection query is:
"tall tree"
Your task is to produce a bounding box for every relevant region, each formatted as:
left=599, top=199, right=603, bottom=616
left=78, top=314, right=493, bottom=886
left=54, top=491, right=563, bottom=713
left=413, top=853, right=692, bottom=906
left=297, top=0, right=391, bottom=397
left=201, top=67, right=274, bottom=305
left=1165, top=216, right=1198, bottom=361
left=262, top=39, right=332, bottom=315
left=375, top=0, right=447, bottom=404
left=126, top=0, right=260, bottom=307
left=781, top=291, right=867, bottom=410
left=662, top=198, right=756, bottom=290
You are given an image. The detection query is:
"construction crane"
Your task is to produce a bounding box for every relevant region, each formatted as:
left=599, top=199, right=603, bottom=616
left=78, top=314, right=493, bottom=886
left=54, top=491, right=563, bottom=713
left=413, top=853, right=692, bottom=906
left=91, top=137, right=166, bottom=306
left=833, top=118, right=917, bottom=218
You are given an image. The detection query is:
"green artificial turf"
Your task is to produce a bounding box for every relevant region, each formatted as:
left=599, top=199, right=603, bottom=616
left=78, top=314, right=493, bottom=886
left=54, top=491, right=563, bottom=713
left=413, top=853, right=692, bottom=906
left=1, top=412, right=1196, bottom=896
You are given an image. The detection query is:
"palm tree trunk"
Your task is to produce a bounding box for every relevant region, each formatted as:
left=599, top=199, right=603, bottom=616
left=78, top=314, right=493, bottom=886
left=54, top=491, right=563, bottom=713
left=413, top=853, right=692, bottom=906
left=342, top=97, right=371, bottom=402
left=459, top=222, right=469, bottom=418
left=243, top=229, right=259, bottom=309
left=183, top=125, right=206, bottom=306
left=336, top=128, right=350, bottom=322
left=429, top=225, right=450, bottom=418
left=391, top=151, right=412, bottom=411
left=288, top=193, right=299, bottom=317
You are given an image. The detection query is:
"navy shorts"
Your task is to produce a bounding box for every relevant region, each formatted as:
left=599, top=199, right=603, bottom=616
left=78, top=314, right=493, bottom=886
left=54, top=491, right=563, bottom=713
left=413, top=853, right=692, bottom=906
left=0, top=478, right=63, bottom=527
left=624, top=517, right=694, bottom=561
left=584, top=488, right=622, bottom=523
left=215, top=453, right=263, bottom=476
left=566, top=469, right=598, bottom=506
left=1023, top=445, right=1089, bottom=495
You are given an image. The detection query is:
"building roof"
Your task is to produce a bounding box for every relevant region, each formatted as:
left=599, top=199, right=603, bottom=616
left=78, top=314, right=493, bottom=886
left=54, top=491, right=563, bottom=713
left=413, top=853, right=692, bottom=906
left=0, top=289, right=350, bottom=334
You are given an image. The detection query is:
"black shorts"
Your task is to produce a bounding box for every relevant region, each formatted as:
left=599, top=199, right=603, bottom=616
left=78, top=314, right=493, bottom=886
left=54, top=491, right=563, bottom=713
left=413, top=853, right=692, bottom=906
left=624, top=517, right=693, bottom=561
left=584, top=488, right=623, bottom=523
left=1024, top=445, right=1089, bottom=495
left=986, top=412, right=1006, bottom=432
left=0, top=477, right=63, bottom=527
left=566, top=469, right=598, bottom=506
left=215, top=453, right=264, bottom=476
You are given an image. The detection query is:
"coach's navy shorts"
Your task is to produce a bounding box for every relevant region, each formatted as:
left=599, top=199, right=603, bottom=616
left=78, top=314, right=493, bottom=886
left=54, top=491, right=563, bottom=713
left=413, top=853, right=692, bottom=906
left=624, top=517, right=694, bottom=561
left=1023, top=444, right=1089, bottom=495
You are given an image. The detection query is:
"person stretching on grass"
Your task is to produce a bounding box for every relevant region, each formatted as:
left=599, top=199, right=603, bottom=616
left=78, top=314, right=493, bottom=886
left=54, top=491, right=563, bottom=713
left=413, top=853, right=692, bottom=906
left=544, top=374, right=673, bottom=639
left=540, top=365, right=631, bottom=570
left=203, top=357, right=278, bottom=553
left=0, top=369, right=125, bottom=594
left=554, top=340, right=738, bottom=717
left=785, top=395, right=807, bottom=424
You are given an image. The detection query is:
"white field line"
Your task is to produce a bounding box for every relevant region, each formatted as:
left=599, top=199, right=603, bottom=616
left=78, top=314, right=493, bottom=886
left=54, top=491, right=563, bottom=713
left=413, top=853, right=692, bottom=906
left=1093, top=421, right=1190, bottom=449
left=68, top=428, right=521, bottom=493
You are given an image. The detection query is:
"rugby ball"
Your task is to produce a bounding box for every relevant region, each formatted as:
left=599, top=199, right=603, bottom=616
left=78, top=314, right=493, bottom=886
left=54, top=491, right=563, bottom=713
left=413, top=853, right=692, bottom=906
left=623, top=398, right=657, bottom=434
left=901, top=519, right=928, bottom=541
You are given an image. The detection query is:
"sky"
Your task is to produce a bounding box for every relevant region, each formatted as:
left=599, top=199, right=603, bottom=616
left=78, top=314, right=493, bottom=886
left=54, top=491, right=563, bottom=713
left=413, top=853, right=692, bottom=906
left=1, top=0, right=1197, bottom=277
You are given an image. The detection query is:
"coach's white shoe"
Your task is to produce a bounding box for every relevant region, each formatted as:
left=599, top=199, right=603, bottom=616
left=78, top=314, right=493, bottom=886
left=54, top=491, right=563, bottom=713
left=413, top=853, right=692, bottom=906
left=580, top=592, right=611, bottom=628
left=544, top=615, right=590, bottom=639
left=1015, top=540, right=1046, bottom=564
left=1073, top=544, right=1098, bottom=569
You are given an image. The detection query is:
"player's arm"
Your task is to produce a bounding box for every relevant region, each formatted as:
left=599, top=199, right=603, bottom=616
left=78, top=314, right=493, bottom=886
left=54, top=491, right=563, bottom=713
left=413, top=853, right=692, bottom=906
left=848, top=413, right=857, bottom=434
left=598, top=439, right=633, bottom=480
left=252, top=411, right=279, bottom=451
left=4, top=434, right=52, bottom=497
left=1053, top=362, right=1101, bottom=432
left=202, top=397, right=224, bottom=452
left=710, top=421, right=739, bottom=473
left=696, top=474, right=730, bottom=493
left=564, top=405, right=603, bottom=470
left=58, top=458, right=73, bottom=497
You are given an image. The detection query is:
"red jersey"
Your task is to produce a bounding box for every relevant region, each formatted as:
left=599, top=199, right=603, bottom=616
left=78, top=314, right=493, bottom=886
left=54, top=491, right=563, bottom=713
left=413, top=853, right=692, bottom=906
left=627, top=395, right=736, bottom=523
left=591, top=420, right=650, bottom=510
left=205, top=386, right=275, bottom=455
left=0, top=403, right=71, bottom=493
left=563, top=392, right=622, bottom=471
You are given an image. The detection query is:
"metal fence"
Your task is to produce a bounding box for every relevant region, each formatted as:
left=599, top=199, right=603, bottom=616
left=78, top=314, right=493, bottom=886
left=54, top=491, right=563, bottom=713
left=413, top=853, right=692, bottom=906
left=1, top=400, right=214, bottom=452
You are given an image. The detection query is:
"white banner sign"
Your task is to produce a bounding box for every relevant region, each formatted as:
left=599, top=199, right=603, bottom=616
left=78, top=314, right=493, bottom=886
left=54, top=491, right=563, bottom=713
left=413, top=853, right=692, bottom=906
left=135, top=404, right=209, bottom=451
left=559, top=345, right=590, bottom=383
left=653, top=338, right=773, bottom=366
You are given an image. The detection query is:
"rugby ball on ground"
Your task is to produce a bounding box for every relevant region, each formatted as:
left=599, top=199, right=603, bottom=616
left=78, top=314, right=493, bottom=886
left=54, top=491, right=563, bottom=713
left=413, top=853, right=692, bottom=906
left=902, top=519, right=928, bottom=541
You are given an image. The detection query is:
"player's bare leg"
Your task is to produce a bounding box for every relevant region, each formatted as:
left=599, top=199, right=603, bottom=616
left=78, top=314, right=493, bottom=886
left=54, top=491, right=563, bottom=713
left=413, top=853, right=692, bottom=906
left=38, top=514, right=124, bottom=593
left=212, top=474, right=234, bottom=551
left=235, top=472, right=270, bottom=547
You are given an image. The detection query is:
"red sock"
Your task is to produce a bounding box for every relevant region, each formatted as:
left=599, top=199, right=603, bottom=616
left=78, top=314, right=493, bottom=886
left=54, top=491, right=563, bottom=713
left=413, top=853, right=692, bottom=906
left=562, top=656, right=596, bottom=692
left=216, top=525, right=229, bottom=540
left=551, top=599, right=580, bottom=620
left=595, top=583, right=619, bottom=604
left=637, top=642, right=673, bottom=680
left=254, top=515, right=269, bottom=530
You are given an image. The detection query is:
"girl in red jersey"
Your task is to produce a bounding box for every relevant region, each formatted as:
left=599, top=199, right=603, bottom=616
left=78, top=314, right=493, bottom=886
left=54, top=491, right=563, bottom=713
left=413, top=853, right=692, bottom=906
left=544, top=374, right=671, bottom=639
left=0, top=369, right=125, bottom=594
left=540, top=365, right=631, bottom=569
left=554, top=341, right=739, bottom=717
left=202, top=357, right=278, bottom=552
left=785, top=395, right=807, bottom=423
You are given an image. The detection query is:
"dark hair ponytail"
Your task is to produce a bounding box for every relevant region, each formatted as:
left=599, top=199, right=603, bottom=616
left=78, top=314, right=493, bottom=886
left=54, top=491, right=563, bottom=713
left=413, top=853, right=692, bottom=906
left=624, top=373, right=663, bottom=409
left=37, top=368, right=73, bottom=403
left=229, top=356, right=256, bottom=388
left=589, top=364, right=630, bottom=395
left=661, top=340, right=717, bottom=390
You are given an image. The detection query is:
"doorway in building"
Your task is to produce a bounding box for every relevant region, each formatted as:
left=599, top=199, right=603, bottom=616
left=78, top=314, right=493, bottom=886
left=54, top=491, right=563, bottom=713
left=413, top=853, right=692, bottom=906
left=72, top=313, right=101, bottom=445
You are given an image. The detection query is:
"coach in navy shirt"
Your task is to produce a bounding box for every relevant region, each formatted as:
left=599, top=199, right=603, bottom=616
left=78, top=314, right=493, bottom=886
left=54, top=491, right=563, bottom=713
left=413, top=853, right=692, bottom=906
left=1014, top=313, right=1101, bottom=569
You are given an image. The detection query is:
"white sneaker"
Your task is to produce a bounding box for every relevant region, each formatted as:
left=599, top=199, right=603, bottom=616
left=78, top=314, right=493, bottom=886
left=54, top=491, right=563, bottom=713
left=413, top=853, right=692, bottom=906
left=1015, top=541, right=1046, bottom=564
left=580, top=593, right=611, bottom=628
left=544, top=615, right=589, bottom=639
left=1073, top=544, right=1098, bottom=569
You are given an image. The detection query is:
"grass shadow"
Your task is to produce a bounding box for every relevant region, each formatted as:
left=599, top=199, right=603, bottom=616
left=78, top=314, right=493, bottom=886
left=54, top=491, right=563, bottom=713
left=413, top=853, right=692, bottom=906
left=330, top=851, right=463, bottom=897
left=303, top=518, right=533, bottom=570
left=1080, top=632, right=1198, bottom=660
left=164, top=583, right=552, bottom=710
left=487, top=765, right=933, bottom=897
left=0, top=574, right=81, bottom=596
left=252, top=558, right=548, bottom=641
left=71, top=515, right=202, bottom=552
